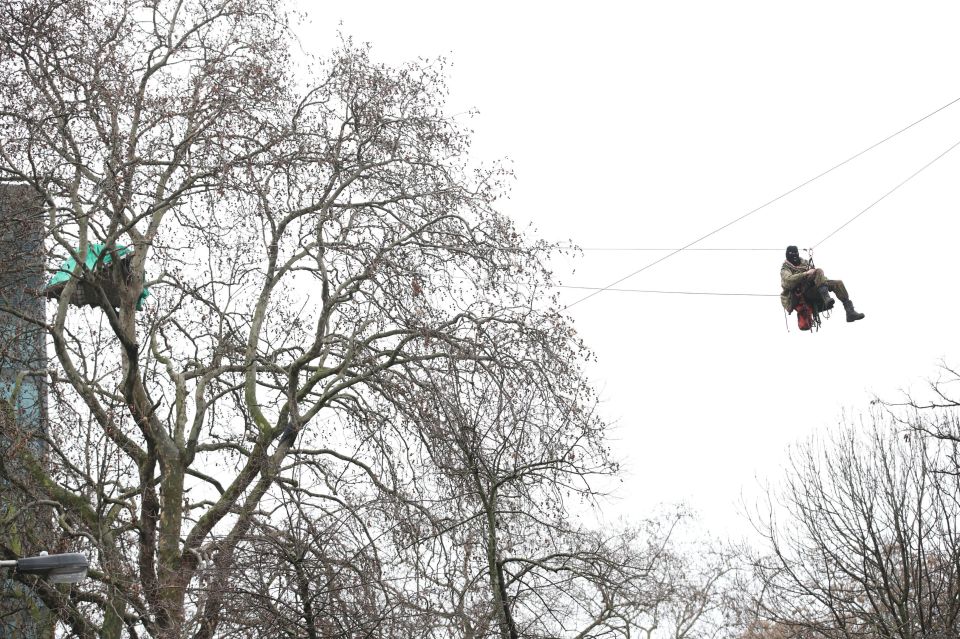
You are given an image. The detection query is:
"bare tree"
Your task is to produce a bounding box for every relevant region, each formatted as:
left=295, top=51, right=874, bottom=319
left=880, top=362, right=960, bottom=475
left=398, top=357, right=746, bottom=639
left=0, top=0, right=600, bottom=636
left=400, top=348, right=617, bottom=638
left=633, top=536, right=741, bottom=639
left=748, top=419, right=960, bottom=639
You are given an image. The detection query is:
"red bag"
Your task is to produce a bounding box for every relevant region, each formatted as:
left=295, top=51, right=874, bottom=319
left=796, top=300, right=813, bottom=331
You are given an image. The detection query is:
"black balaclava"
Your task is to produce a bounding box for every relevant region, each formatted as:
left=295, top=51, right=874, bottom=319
left=785, top=245, right=801, bottom=266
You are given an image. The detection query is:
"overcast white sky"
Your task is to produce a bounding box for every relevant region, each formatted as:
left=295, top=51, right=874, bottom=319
left=299, top=2, right=960, bottom=536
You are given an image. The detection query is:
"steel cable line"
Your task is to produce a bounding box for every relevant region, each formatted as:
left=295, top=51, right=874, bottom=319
left=812, top=136, right=960, bottom=248
left=563, top=94, right=960, bottom=310
left=557, top=286, right=777, bottom=297
left=556, top=247, right=781, bottom=251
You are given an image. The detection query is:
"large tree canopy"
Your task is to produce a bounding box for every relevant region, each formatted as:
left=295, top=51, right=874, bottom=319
left=0, top=1, right=667, bottom=637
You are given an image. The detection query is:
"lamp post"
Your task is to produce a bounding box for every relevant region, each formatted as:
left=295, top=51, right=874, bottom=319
left=0, top=552, right=88, bottom=584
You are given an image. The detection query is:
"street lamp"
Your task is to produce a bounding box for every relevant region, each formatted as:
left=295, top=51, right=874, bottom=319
left=0, top=552, right=88, bottom=584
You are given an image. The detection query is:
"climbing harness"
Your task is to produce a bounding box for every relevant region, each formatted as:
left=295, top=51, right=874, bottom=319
left=787, top=248, right=829, bottom=333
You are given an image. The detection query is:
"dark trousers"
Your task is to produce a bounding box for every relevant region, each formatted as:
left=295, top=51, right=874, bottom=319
left=806, top=268, right=850, bottom=303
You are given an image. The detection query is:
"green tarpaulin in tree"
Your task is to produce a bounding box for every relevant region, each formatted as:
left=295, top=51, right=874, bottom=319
left=46, top=243, right=149, bottom=310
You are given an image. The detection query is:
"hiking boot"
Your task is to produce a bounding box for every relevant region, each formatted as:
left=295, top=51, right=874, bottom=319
left=843, top=300, right=865, bottom=322
left=817, top=285, right=835, bottom=310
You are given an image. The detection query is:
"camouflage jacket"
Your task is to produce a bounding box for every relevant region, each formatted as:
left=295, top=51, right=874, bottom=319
left=780, top=259, right=810, bottom=311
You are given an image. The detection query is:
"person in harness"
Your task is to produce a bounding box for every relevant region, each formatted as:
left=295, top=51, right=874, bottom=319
left=780, top=245, right=865, bottom=324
